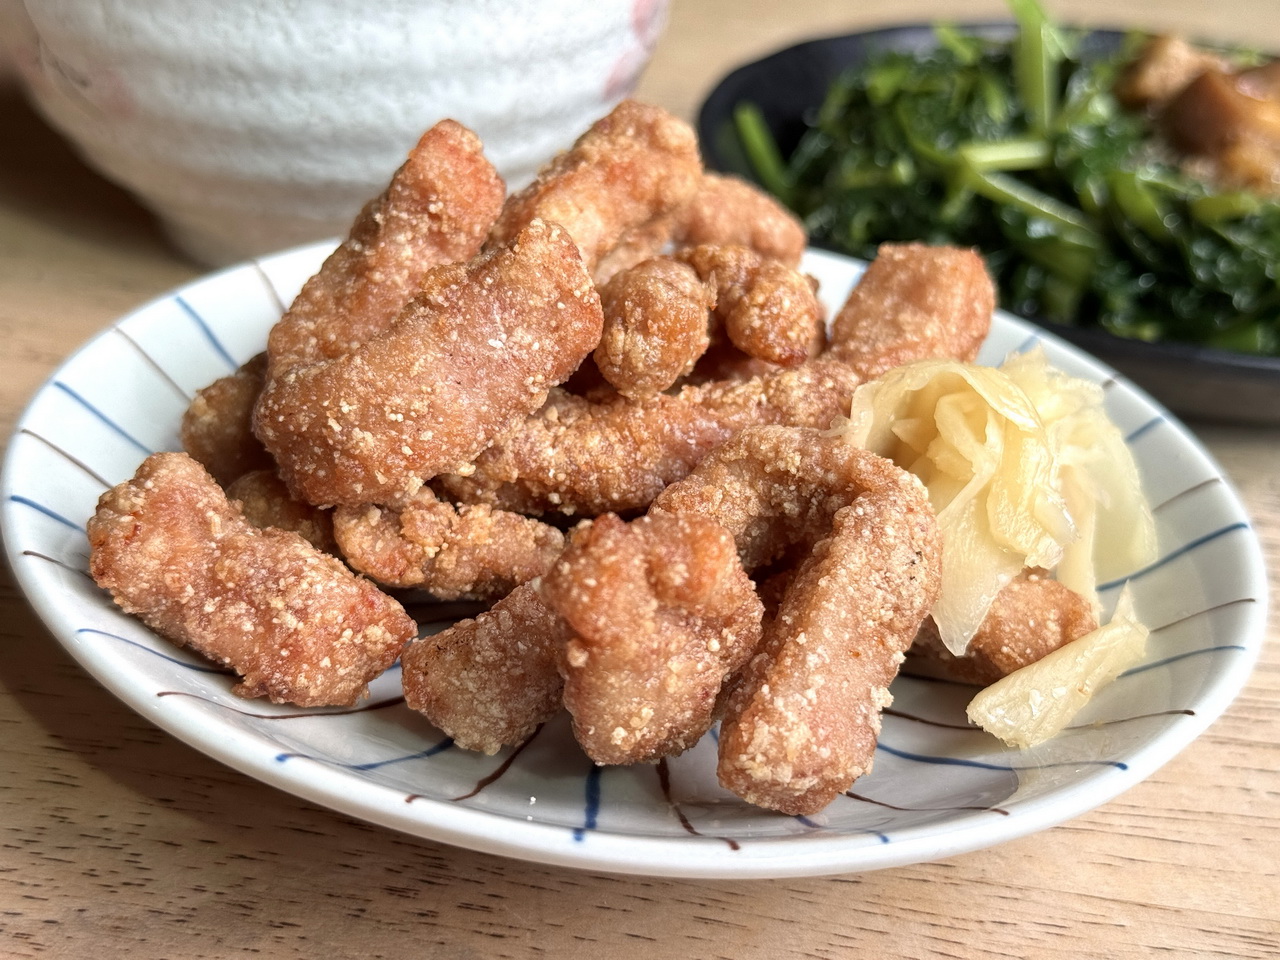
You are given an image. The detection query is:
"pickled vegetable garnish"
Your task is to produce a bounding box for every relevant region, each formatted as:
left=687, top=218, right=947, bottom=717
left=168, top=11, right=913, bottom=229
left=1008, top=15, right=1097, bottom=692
left=966, top=585, right=1148, bottom=748
left=842, top=349, right=1155, bottom=652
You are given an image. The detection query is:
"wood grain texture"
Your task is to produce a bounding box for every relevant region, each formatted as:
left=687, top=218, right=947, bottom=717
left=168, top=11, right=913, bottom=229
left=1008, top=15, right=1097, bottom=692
left=1, top=2, right=1278, bottom=958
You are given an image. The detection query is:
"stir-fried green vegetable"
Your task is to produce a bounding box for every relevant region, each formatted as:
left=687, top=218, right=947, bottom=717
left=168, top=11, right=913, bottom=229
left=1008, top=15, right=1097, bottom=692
left=735, top=1, right=1280, bottom=353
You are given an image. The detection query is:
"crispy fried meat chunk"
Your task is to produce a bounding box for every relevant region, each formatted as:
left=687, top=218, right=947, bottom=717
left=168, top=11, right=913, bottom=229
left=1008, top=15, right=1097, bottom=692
left=267, top=120, right=505, bottom=375
left=827, top=242, right=993, bottom=379
left=180, top=353, right=272, bottom=487
left=437, top=357, right=861, bottom=517
left=254, top=219, right=604, bottom=506
left=1114, top=35, right=1228, bottom=111
left=486, top=100, right=702, bottom=283
left=673, top=173, right=807, bottom=267
left=401, top=583, right=567, bottom=754
left=677, top=243, right=825, bottom=367
left=907, top=572, right=1098, bottom=686
left=594, top=257, right=715, bottom=399
left=684, top=338, right=783, bottom=384
left=87, top=453, right=414, bottom=707
left=540, top=513, right=763, bottom=765
left=225, top=468, right=336, bottom=553
left=332, top=488, right=564, bottom=599
left=650, top=426, right=941, bottom=815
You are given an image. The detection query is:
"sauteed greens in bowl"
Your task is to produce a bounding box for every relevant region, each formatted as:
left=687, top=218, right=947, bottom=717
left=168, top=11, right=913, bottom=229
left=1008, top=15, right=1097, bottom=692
left=730, top=0, right=1280, bottom=357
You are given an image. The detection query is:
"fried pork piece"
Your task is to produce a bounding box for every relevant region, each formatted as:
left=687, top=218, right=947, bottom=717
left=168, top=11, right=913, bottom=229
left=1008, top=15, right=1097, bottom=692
left=649, top=426, right=941, bottom=815
left=254, top=219, right=604, bottom=507
left=486, top=100, right=702, bottom=283
left=1115, top=35, right=1228, bottom=111
left=677, top=244, right=825, bottom=367
left=592, top=212, right=683, bottom=286
left=907, top=572, right=1098, bottom=686
left=685, top=338, right=782, bottom=384
left=540, top=513, right=764, bottom=765
left=827, top=242, right=993, bottom=379
left=225, top=469, right=336, bottom=553
left=180, top=353, right=272, bottom=487
left=1161, top=65, right=1280, bottom=195
left=87, top=453, right=415, bottom=707
left=594, top=257, right=715, bottom=399
left=401, top=582, right=567, bottom=754
left=672, top=173, right=807, bottom=267
left=267, top=120, right=505, bottom=375
left=720, top=495, right=939, bottom=815
left=439, top=242, right=992, bottom=519
left=437, top=357, right=862, bottom=517
left=332, top=488, right=564, bottom=599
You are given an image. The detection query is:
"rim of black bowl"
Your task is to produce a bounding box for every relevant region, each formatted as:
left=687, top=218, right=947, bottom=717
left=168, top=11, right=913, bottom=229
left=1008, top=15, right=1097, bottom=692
left=695, top=22, right=1280, bottom=424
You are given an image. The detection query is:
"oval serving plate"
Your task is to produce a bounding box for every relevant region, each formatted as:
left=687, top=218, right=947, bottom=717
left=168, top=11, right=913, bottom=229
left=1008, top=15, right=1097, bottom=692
left=0, top=241, right=1266, bottom=878
left=696, top=22, right=1280, bottom=425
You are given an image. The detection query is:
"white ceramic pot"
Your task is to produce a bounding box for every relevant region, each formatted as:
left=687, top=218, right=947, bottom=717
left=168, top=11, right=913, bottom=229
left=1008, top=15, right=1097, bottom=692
left=2, top=0, right=669, bottom=264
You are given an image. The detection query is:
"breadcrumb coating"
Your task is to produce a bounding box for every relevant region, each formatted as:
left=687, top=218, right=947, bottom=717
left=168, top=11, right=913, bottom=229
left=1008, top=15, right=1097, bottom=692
left=541, top=513, right=763, bottom=765
left=401, top=582, right=566, bottom=754
left=180, top=353, right=272, bottom=487
left=908, top=572, right=1098, bottom=686
left=332, top=488, right=564, bottom=599
left=267, top=120, right=505, bottom=375
left=254, top=219, right=604, bottom=506
left=828, top=242, right=993, bottom=378
left=87, top=453, right=415, bottom=707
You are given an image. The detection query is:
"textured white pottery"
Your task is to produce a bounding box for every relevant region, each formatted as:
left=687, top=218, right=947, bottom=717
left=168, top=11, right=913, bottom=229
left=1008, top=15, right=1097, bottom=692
left=1, top=0, right=669, bottom=264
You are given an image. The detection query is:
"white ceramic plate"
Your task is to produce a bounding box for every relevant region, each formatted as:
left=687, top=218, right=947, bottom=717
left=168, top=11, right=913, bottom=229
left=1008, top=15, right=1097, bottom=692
left=1, top=244, right=1267, bottom=878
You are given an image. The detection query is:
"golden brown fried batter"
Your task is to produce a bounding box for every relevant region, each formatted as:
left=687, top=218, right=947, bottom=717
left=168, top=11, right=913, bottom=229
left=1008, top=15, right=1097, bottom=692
left=719, top=492, right=939, bottom=815
left=685, top=338, right=782, bottom=384
left=540, top=512, right=763, bottom=765
left=437, top=357, right=861, bottom=517
left=673, top=173, right=807, bottom=267
left=486, top=100, right=702, bottom=281
left=592, top=212, right=683, bottom=286
left=254, top=219, right=604, bottom=507
left=594, top=257, right=715, bottom=399
left=401, top=582, right=567, bottom=754
left=87, top=453, right=415, bottom=707
left=225, top=469, right=336, bottom=553
left=828, top=242, right=993, bottom=379
left=267, top=120, right=505, bottom=375
left=649, top=426, right=909, bottom=567
left=907, top=572, right=1098, bottom=686
left=677, top=244, right=825, bottom=367
left=180, top=353, right=272, bottom=487
left=649, top=426, right=941, bottom=815
left=332, top=488, right=564, bottom=599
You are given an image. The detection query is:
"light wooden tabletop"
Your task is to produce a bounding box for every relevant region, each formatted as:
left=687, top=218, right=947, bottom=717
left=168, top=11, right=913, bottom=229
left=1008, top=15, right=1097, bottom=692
left=1, top=2, right=1277, bottom=958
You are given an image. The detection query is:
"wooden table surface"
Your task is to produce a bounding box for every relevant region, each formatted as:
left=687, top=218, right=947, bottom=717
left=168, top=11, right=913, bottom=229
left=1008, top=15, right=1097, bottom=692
left=1, top=2, right=1277, bottom=957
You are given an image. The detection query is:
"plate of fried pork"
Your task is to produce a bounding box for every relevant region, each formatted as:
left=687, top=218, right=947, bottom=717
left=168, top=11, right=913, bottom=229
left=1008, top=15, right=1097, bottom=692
left=1, top=101, right=1266, bottom=877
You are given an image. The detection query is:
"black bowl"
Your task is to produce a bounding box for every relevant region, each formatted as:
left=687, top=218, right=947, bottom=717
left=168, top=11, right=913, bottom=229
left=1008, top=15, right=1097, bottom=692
left=697, top=23, right=1280, bottom=425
